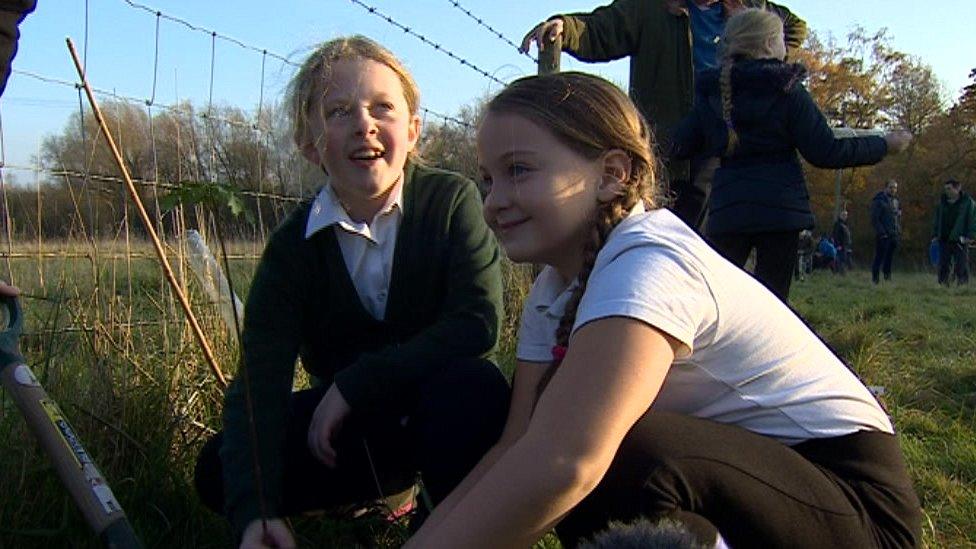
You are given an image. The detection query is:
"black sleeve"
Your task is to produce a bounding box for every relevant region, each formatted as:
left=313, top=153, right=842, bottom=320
left=787, top=85, right=888, bottom=169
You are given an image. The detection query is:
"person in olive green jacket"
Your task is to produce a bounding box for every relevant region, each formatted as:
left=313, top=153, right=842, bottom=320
left=931, top=179, right=976, bottom=285
left=521, top=0, right=806, bottom=228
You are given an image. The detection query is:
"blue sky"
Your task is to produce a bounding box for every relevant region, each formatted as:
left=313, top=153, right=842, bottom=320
left=1, top=0, right=972, bottom=181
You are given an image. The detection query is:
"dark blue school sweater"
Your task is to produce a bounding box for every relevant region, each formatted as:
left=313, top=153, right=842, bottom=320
left=671, top=59, right=888, bottom=236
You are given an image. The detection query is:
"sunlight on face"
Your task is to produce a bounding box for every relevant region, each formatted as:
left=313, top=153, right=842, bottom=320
left=301, top=58, right=420, bottom=220
left=477, top=111, right=602, bottom=277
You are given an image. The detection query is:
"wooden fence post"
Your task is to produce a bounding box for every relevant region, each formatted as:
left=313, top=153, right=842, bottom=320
left=538, top=36, right=562, bottom=75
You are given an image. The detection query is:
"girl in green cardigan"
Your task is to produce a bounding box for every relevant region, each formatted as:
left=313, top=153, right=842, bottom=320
left=194, top=35, right=508, bottom=549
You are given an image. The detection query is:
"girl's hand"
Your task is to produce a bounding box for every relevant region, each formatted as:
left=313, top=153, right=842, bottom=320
left=240, top=518, right=295, bottom=549
left=0, top=281, right=20, bottom=297
left=520, top=18, right=564, bottom=53
left=884, top=130, right=912, bottom=154
left=307, top=383, right=351, bottom=468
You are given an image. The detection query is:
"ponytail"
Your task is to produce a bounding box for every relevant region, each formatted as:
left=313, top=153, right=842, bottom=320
left=719, top=59, right=739, bottom=156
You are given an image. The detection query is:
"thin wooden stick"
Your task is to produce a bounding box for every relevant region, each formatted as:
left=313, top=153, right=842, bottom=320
left=66, top=37, right=227, bottom=387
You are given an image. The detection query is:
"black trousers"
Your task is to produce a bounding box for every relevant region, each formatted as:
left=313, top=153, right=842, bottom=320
left=668, top=156, right=719, bottom=233
left=872, top=235, right=898, bottom=282
left=194, top=358, right=509, bottom=520
left=556, top=412, right=921, bottom=549
left=835, top=247, right=853, bottom=275
left=670, top=178, right=708, bottom=231
left=937, top=240, right=970, bottom=285
left=708, top=231, right=799, bottom=301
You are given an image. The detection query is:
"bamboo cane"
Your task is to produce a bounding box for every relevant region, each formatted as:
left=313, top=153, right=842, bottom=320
left=65, top=38, right=227, bottom=387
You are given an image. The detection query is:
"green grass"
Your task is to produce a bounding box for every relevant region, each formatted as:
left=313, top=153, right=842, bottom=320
left=1, top=247, right=974, bottom=548
left=791, top=270, right=976, bottom=548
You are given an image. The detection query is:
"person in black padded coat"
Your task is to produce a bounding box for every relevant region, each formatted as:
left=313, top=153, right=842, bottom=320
left=670, top=8, right=909, bottom=300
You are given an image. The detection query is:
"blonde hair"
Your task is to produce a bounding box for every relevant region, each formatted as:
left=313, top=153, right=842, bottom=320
left=485, top=72, right=665, bottom=394
left=718, top=8, right=785, bottom=156
left=285, top=35, right=421, bottom=153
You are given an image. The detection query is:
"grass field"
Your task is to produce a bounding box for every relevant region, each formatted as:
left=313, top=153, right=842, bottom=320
left=0, top=243, right=973, bottom=548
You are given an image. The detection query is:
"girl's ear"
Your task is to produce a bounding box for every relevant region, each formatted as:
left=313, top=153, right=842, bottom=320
left=597, top=149, right=631, bottom=202
left=299, top=125, right=323, bottom=165
left=300, top=139, right=321, bottom=165
left=407, top=113, right=422, bottom=151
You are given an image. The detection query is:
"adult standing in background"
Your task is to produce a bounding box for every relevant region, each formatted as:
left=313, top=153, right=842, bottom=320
left=870, top=179, right=901, bottom=284
left=832, top=209, right=853, bottom=274
left=931, top=179, right=976, bottom=285
left=520, top=0, right=807, bottom=229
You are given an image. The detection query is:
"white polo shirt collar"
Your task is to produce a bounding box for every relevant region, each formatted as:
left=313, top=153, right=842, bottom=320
left=304, top=174, right=405, bottom=241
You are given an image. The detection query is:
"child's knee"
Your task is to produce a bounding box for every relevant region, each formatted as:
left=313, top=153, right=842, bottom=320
left=194, top=433, right=225, bottom=514
left=420, top=358, right=510, bottom=414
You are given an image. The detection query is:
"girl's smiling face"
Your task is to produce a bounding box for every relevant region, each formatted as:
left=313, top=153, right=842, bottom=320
left=478, top=110, right=606, bottom=278
left=301, top=57, right=420, bottom=220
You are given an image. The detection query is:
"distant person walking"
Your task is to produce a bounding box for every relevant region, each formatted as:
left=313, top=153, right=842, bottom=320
left=931, top=179, right=976, bottom=285
left=870, top=179, right=901, bottom=284
left=520, top=0, right=807, bottom=229
left=832, top=210, right=853, bottom=274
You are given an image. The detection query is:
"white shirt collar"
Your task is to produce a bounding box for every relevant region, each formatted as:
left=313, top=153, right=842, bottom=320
left=305, top=174, right=405, bottom=240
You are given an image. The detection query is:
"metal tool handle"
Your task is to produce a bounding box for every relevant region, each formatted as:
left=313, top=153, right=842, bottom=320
left=1, top=297, right=142, bottom=548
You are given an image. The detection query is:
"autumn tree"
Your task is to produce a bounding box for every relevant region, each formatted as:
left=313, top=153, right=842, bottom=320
left=795, top=27, right=952, bottom=262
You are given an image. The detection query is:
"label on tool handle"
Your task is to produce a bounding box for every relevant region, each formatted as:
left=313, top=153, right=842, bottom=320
left=38, top=398, right=123, bottom=515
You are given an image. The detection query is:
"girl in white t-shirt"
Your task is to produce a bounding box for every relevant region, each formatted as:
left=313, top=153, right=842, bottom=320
left=405, top=72, right=920, bottom=548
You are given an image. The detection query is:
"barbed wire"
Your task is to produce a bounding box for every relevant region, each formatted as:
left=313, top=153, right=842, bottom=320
left=13, top=69, right=473, bottom=137
left=121, top=0, right=299, bottom=69
left=2, top=164, right=307, bottom=204
left=120, top=0, right=491, bottom=123
left=348, top=0, right=506, bottom=86
left=444, top=0, right=536, bottom=63
left=421, top=107, right=473, bottom=129
left=12, top=69, right=275, bottom=135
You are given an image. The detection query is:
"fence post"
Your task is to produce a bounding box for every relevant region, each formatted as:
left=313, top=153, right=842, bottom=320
left=538, top=36, right=562, bottom=75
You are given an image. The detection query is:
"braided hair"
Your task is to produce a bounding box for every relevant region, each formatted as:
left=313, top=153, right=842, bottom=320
left=484, top=72, right=665, bottom=397
left=717, top=8, right=787, bottom=156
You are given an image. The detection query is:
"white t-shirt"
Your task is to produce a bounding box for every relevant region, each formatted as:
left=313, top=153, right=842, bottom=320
left=516, top=207, right=892, bottom=445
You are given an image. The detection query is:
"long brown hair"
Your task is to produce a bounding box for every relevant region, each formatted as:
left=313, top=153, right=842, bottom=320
left=485, top=72, right=665, bottom=394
